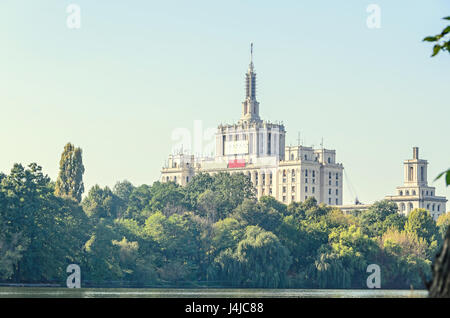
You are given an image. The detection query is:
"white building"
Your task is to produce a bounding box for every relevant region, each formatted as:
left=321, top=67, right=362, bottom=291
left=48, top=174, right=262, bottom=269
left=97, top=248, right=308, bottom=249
left=385, top=147, right=447, bottom=220
left=161, top=46, right=344, bottom=205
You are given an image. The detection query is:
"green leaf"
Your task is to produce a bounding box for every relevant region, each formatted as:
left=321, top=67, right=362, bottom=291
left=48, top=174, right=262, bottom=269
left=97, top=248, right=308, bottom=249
left=423, top=36, right=437, bottom=42
left=440, top=26, right=450, bottom=36
left=443, top=16, right=450, bottom=21
left=435, top=169, right=450, bottom=186
left=431, top=44, right=442, bottom=57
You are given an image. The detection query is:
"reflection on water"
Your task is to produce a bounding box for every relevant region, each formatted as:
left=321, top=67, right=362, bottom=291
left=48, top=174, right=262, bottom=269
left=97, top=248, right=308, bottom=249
left=0, top=287, right=428, bottom=298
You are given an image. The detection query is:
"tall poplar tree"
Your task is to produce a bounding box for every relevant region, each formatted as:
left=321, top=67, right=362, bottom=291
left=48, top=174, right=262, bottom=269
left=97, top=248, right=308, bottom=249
left=55, top=142, right=85, bottom=202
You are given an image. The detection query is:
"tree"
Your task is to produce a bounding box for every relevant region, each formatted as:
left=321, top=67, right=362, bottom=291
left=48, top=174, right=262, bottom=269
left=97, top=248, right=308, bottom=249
left=359, top=200, right=399, bottom=237
left=82, top=185, right=120, bottom=219
left=232, top=198, right=283, bottom=233
left=404, top=209, right=438, bottom=245
left=437, top=213, right=450, bottom=238
left=0, top=222, right=27, bottom=280
left=144, top=211, right=202, bottom=283
left=212, top=226, right=292, bottom=288
left=423, top=15, right=450, bottom=297
left=55, top=143, right=85, bottom=202
left=379, top=229, right=430, bottom=288
left=113, top=180, right=135, bottom=218
left=0, top=163, right=89, bottom=283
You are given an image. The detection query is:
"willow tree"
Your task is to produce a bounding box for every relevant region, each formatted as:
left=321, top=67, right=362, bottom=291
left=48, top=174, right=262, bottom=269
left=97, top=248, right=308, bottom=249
left=55, top=143, right=85, bottom=202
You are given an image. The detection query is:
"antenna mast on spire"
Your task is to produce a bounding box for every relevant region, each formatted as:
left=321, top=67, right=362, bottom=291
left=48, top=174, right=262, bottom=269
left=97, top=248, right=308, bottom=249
left=250, top=42, right=253, bottom=63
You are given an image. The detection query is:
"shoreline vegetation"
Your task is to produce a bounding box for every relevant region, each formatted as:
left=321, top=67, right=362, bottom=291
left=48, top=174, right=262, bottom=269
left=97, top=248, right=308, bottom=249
left=1, top=144, right=449, bottom=291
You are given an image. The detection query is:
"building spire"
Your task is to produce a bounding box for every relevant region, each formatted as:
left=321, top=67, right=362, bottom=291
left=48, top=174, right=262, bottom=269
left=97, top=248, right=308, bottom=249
left=246, top=43, right=256, bottom=100
left=240, top=43, right=261, bottom=124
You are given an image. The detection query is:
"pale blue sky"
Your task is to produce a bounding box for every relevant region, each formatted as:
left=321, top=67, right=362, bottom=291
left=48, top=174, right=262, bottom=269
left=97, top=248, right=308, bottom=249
left=0, top=1, right=449, bottom=208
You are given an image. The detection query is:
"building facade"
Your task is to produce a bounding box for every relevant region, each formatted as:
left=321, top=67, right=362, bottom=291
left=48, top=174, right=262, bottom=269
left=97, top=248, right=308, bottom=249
left=385, top=147, right=447, bottom=220
left=161, top=47, right=344, bottom=205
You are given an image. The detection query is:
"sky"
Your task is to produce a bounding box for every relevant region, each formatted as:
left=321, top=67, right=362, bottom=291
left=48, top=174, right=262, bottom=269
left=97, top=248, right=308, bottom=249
left=0, top=1, right=449, bottom=209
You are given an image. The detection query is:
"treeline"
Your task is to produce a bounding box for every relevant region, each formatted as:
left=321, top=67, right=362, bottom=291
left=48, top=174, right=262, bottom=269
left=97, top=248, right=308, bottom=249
left=0, top=146, right=449, bottom=288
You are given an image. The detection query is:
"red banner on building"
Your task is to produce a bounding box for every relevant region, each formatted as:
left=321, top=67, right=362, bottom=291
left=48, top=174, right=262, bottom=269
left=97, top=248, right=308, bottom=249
left=228, top=159, right=246, bottom=168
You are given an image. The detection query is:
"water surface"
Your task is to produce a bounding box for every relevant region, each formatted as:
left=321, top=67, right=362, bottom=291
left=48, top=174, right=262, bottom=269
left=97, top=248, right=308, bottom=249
left=0, top=287, right=428, bottom=298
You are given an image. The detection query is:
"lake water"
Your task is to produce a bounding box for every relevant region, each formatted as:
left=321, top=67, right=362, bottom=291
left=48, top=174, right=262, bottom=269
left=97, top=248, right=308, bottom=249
left=0, top=287, right=428, bottom=298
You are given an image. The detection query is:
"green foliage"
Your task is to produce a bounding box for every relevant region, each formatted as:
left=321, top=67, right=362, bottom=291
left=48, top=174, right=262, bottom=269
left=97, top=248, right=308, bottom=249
left=423, top=17, right=450, bottom=57
left=359, top=200, right=400, bottom=236
left=82, top=185, right=120, bottom=219
left=232, top=198, right=283, bottom=233
left=0, top=163, right=89, bottom=283
left=404, top=208, right=439, bottom=246
left=0, top=161, right=439, bottom=289
left=435, top=169, right=450, bottom=186
left=55, top=143, right=85, bottom=203
left=212, top=226, right=291, bottom=288
left=0, top=227, right=27, bottom=280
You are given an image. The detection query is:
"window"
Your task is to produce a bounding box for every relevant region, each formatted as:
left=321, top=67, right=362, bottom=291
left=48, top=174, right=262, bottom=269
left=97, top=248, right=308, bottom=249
left=329, top=180, right=331, bottom=186
left=292, top=186, right=295, bottom=192
left=409, top=167, right=414, bottom=181
left=432, top=204, right=435, bottom=211
left=328, top=157, right=331, bottom=164
left=336, top=173, right=339, bottom=179
left=305, top=186, right=308, bottom=193
left=292, top=169, right=296, bottom=176
left=336, top=181, right=338, bottom=186
left=312, top=171, right=316, bottom=178
left=438, top=205, right=440, bottom=212
left=421, top=166, right=424, bottom=181
left=412, top=190, right=416, bottom=195
left=304, top=154, right=307, bottom=160
left=283, top=186, right=286, bottom=193
left=292, top=195, right=295, bottom=201
left=174, top=176, right=177, bottom=183
left=290, top=153, right=294, bottom=160
left=336, top=189, right=338, bottom=195
left=399, top=191, right=403, bottom=196
left=336, top=198, right=338, bottom=205
left=305, top=170, right=308, bottom=177
left=329, top=172, right=332, bottom=179
left=166, top=176, right=169, bottom=182
left=305, top=178, right=308, bottom=184
left=283, top=196, right=286, bottom=202
left=328, top=198, right=331, bottom=204
left=312, top=187, right=315, bottom=194
left=328, top=188, right=331, bottom=195
left=406, top=190, right=409, bottom=195
left=186, top=176, right=189, bottom=183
